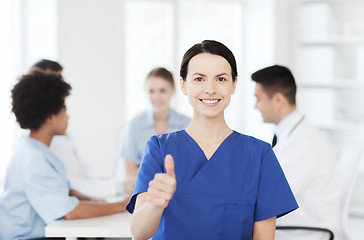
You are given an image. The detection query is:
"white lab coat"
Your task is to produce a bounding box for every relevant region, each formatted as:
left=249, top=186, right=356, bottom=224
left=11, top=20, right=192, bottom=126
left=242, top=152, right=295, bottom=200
left=274, top=110, right=342, bottom=240
left=50, top=134, right=120, bottom=197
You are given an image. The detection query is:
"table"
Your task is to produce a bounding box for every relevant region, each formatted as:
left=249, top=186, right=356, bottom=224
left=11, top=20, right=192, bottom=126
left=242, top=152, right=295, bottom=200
left=45, top=212, right=132, bottom=240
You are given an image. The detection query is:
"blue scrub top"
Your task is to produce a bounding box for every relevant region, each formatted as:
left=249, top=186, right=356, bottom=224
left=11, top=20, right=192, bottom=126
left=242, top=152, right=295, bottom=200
left=0, top=136, right=79, bottom=240
left=127, top=130, right=298, bottom=240
left=118, top=109, right=190, bottom=166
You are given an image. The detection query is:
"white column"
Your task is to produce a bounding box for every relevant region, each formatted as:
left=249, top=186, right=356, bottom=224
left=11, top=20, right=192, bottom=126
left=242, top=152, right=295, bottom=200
left=58, top=0, right=126, bottom=176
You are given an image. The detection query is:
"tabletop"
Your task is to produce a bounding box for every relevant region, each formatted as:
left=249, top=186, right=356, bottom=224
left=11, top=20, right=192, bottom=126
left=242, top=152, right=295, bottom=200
left=45, top=212, right=132, bottom=240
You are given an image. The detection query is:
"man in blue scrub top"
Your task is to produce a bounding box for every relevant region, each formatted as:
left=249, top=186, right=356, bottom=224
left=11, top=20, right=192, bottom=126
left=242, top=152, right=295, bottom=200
left=0, top=72, right=129, bottom=240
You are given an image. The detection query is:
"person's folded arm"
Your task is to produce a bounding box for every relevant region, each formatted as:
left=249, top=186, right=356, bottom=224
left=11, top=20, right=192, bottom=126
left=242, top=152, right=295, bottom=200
left=64, top=198, right=128, bottom=220
left=69, top=189, right=98, bottom=201
left=253, top=216, right=276, bottom=240
left=125, top=159, right=139, bottom=176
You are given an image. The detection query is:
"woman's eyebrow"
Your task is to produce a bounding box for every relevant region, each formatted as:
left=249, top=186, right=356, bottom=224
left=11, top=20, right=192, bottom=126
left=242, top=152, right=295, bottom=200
left=193, top=72, right=206, bottom=77
left=193, top=72, right=229, bottom=77
left=216, top=73, right=229, bottom=77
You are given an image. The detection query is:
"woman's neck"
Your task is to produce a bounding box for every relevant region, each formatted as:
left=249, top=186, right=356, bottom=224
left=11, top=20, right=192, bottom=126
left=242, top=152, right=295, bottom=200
left=154, top=108, right=170, bottom=135
left=153, top=108, right=170, bottom=122
left=186, top=113, right=231, bottom=144
left=29, top=129, right=53, bottom=147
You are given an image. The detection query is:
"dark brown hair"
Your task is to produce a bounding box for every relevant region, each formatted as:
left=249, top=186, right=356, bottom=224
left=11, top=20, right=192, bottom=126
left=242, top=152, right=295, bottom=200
left=180, top=40, right=237, bottom=82
left=146, top=67, right=175, bottom=88
left=11, top=72, right=71, bottom=130
left=251, top=65, right=296, bottom=105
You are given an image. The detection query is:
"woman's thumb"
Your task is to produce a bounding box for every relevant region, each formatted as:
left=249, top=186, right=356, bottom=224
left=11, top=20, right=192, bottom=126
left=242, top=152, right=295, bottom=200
left=165, top=154, right=175, bottom=177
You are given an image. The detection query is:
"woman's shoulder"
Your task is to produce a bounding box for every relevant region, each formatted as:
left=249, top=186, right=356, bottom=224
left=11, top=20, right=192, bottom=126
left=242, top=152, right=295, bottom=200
left=153, top=129, right=185, bottom=140
left=149, top=130, right=185, bottom=146
left=129, top=110, right=150, bottom=122
left=232, top=131, right=272, bottom=151
left=124, top=111, right=152, bottom=129
left=12, top=137, right=50, bottom=170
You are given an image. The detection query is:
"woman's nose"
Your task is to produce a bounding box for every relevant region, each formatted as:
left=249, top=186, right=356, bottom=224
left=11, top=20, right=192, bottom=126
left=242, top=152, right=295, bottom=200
left=205, top=81, right=216, bottom=95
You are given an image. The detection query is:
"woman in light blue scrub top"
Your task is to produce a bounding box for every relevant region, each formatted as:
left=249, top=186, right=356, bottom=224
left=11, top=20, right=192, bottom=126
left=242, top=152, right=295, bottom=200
left=0, top=71, right=129, bottom=240
left=126, top=40, right=298, bottom=240
left=116, top=67, right=190, bottom=193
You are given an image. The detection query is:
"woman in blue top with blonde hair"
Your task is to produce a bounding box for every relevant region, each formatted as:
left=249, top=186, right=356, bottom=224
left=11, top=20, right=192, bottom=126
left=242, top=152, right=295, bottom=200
left=116, top=67, right=190, bottom=193
left=126, top=40, right=298, bottom=240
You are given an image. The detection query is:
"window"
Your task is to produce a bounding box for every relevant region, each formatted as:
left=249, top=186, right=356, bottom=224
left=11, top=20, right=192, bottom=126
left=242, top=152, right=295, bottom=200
left=124, top=0, right=244, bottom=126
left=0, top=0, right=58, bottom=186
left=0, top=0, right=17, bottom=185
left=125, top=0, right=175, bottom=120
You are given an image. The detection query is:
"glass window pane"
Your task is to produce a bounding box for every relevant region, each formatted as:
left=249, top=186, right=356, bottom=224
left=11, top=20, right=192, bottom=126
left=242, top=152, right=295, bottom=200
left=125, top=0, right=174, bottom=119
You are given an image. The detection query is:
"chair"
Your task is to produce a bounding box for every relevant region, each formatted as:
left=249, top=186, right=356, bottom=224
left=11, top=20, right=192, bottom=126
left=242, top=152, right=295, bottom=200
left=276, top=144, right=363, bottom=240
left=276, top=226, right=334, bottom=240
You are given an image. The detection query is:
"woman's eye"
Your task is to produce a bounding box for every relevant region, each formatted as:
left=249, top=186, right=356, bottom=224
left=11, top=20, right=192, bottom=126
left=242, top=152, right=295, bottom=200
left=217, top=77, right=226, bottom=82
left=194, top=77, right=203, bottom=82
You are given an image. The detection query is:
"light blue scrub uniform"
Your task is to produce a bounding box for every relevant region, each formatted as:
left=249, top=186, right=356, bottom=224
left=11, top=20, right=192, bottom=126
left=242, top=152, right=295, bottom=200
left=119, top=109, right=190, bottom=166
left=127, top=130, right=298, bottom=240
left=0, top=136, right=79, bottom=240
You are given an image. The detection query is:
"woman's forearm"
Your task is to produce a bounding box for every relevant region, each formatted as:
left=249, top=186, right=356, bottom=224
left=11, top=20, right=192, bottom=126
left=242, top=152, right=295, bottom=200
left=131, top=155, right=177, bottom=239
left=131, top=199, right=164, bottom=240
left=64, top=201, right=126, bottom=220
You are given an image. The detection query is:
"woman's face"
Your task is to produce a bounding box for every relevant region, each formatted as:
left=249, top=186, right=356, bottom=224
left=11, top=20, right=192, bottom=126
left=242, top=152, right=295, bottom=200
left=180, top=53, right=237, bottom=119
left=146, top=76, right=175, bottom=114
left=50, top=106, right=69, bottom=135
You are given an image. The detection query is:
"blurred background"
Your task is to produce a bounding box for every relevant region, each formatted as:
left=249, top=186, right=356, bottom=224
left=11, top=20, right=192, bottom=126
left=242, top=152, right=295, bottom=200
left=0, top=0, right=364, bottom=237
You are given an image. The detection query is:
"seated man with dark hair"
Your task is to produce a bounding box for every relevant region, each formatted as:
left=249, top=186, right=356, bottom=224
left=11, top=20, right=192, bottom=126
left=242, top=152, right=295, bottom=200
left=0, top=72, right=128, bottom=240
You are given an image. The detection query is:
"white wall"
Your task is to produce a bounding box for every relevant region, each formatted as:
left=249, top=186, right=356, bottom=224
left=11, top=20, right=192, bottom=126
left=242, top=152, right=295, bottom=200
left=0, top=0, right=17, bottom=186
left=240, top=0, right=276, bottom=142
left=56, top=0, right=279, bottom=176
left=58, top=0, right=126, bottom=176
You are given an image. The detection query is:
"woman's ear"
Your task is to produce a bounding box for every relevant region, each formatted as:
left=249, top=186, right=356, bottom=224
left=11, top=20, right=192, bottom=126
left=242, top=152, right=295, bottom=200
left=43, top=114, right=55, bottom=128
left=232, top=77, right=238, bottom=95
left=180, top=78, right=187, bottom=95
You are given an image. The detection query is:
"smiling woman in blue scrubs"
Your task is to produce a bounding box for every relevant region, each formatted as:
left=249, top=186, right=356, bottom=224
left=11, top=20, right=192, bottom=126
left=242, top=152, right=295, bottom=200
left=126, top=40, right=298, bottom=240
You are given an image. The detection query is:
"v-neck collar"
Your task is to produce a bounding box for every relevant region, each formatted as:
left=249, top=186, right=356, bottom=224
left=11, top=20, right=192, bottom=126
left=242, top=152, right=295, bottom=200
left=182, top=130, right=236, bottom=161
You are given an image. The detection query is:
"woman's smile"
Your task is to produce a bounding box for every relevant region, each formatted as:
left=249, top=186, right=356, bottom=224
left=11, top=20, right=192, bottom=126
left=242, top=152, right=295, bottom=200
left=200, top=99, right=220, bottom=107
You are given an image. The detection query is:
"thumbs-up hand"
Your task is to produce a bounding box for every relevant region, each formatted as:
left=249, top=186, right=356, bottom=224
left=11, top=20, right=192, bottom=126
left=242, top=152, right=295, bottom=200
left=165, top=154, right=175, bottom=178
left=146, top=154, right=177, bottom=209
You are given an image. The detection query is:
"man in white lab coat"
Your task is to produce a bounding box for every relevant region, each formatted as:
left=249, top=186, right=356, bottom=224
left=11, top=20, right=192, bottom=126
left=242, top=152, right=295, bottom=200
left=252, top=65, right=341, bottom=240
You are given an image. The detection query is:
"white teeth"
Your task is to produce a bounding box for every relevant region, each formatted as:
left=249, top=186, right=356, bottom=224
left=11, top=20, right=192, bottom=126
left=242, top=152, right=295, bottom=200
left=202, top=99, right=218, bottom=104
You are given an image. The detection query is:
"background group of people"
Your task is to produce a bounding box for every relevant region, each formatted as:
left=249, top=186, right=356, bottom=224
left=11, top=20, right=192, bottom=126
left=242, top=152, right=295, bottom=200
left=0, top=40, right=340, bottom=240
